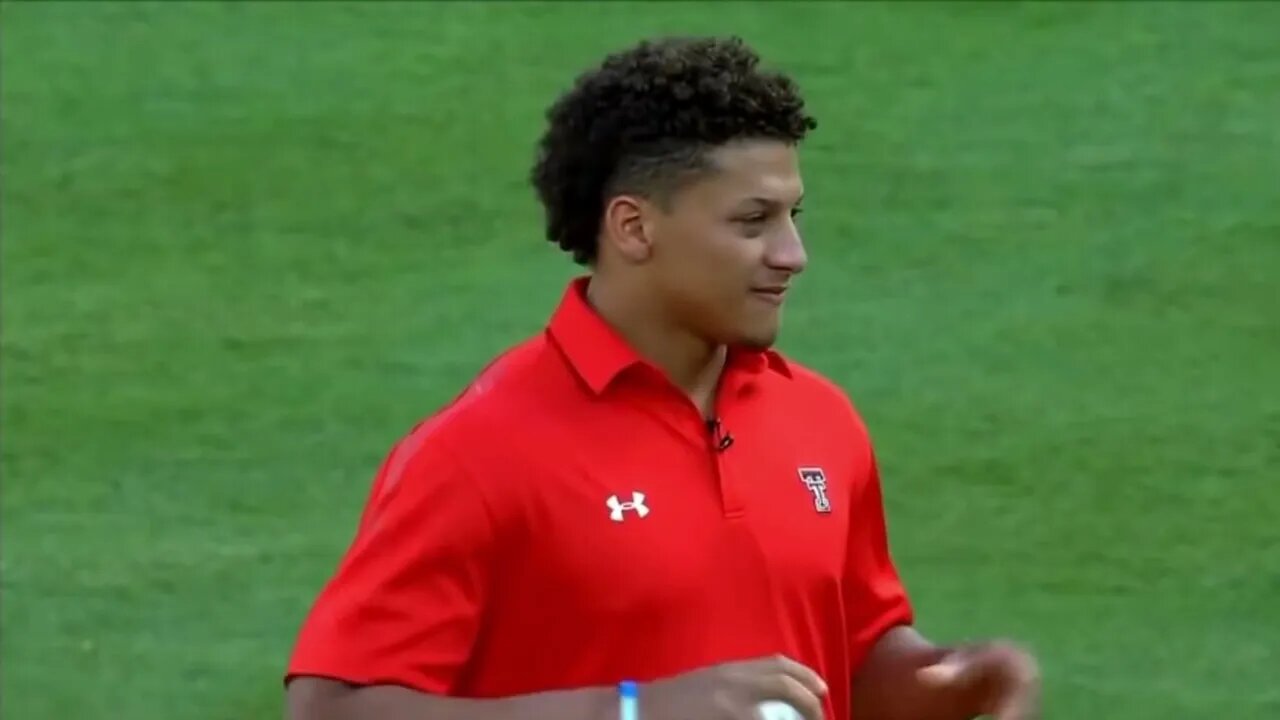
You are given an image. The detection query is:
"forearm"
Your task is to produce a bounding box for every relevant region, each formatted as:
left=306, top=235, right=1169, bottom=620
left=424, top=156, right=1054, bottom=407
left=850, top=626, right=972, bottom=720
left=287, top=677, right=619, bottom=720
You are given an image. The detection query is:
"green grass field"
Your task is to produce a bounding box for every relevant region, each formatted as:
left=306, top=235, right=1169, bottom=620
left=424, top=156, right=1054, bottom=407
left=3, top=2, right=1278, bottom=718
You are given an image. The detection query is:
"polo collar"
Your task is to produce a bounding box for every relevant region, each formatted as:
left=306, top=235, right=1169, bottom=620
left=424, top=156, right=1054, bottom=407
left=546, top=276, right=792, bottom=395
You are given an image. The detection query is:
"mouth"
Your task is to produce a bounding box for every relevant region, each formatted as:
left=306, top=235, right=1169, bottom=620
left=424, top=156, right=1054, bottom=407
left=750, top=286, right=789, bottom=306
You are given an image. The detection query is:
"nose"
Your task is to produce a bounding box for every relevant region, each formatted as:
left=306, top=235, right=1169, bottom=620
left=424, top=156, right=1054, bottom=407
left=766, top=219, right=807, bottom=274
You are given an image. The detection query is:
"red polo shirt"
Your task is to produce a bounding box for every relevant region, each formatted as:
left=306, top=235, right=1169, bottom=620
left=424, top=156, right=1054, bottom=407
left=287, top=277, right=913, bottom=719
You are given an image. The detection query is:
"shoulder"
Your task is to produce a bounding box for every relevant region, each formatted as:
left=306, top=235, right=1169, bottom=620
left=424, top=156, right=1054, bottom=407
left=773, top=356, right=884, bottom=500
left=371, top=332, right=568, bottom=500
left=775, top=355, right=872, bottom=440
left=399, top=333, right=561, bottom=447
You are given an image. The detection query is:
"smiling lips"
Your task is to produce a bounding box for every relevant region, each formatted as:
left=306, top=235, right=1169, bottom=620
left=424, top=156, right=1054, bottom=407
left=750, top=286, right=788, bottom=305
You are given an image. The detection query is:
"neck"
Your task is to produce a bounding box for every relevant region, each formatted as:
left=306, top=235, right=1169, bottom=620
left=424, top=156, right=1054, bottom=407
left=585, top=274, right=726, bottom=409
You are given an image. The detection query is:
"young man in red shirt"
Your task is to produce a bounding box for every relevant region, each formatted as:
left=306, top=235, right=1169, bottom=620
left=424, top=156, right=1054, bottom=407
left=286, top=37, right=1040, bottom=720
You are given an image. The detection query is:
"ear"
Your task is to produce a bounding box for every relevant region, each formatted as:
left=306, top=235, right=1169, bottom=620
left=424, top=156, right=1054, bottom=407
left=600, top=194, right=654, bottom=264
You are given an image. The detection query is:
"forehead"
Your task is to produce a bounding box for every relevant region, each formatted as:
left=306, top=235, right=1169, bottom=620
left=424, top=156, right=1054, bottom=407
left=683, top=139, right=804, bottom=204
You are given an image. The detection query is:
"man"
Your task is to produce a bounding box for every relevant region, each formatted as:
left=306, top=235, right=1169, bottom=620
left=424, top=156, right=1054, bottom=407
left=286, top=36, right=1040, bottom=720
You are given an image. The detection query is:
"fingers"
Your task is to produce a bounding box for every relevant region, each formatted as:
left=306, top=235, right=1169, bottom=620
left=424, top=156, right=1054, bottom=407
left=916, top=657, right=966, bottom=686
left=754, top=674, right=825, bottom=720
left=918, top=642, right=1028, bottom=686
left=918, top=643, right=1040, bottom=720
left=767, top=655, right=829, bottom=698
left=917, top=649, right=984, bottom=689
left=993, top=693, right=1039, bottom=720
left=991, top=646, right=1040, bottom=720
left=992, top=674, right=1040, bottom=720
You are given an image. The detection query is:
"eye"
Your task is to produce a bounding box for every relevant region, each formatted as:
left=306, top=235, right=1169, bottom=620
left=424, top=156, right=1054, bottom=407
left=790, top=207, right=804, bottom=219
left=734, top=215, right=767, bottom=238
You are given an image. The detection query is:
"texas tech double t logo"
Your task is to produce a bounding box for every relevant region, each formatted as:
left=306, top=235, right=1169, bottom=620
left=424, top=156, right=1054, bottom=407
left=797, top=468, right=832, bottom=513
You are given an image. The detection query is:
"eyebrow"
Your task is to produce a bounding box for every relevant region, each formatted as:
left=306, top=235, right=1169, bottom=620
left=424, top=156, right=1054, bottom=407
left=744, top=193, right=805, bottom=207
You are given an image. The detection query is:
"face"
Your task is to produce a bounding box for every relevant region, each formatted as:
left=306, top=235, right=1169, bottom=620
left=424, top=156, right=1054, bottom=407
left=640, top=139, right=809, bottom=349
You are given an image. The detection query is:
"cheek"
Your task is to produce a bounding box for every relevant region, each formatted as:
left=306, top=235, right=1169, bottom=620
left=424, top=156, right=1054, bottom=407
left=687, top=230, right=754, bottom=289
left=654, top=221, right=758, bottom=315
left=650, top=233, right=732, bottom=319
left=659, top=221, right=732, bottom=273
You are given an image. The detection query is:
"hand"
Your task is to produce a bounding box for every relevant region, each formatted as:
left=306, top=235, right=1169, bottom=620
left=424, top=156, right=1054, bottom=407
left=917, top=641, right=1040, bottom=720
left=640, top=654, right=828, bottom=720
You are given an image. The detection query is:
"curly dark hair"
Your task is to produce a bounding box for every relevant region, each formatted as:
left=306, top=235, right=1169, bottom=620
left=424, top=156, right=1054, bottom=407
left=531, top=36, right=818, bottom=265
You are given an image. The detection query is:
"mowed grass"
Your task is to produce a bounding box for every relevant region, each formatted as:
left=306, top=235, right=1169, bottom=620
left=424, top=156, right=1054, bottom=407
left=3, top=2, right=1278, bottom=718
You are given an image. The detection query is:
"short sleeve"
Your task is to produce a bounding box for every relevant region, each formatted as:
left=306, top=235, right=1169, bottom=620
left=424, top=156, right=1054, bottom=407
left=286, top=427, right=495, bottom=694
left=843, top=449, right=914, bottom=674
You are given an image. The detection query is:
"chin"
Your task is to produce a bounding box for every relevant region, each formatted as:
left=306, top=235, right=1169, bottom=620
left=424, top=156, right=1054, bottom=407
left=733, top=329, right=779, bottom=351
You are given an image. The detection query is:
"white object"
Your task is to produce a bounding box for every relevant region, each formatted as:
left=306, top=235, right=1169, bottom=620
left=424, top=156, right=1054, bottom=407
left=606, top=492, right=650, bottom=521
left=757, top=700, right=804, bottom=720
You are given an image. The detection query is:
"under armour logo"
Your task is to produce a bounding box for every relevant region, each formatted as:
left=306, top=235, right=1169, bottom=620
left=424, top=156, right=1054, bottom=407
left=606, top=492, right=650, bottom=522
left=798, top=468, right=832, bottom=513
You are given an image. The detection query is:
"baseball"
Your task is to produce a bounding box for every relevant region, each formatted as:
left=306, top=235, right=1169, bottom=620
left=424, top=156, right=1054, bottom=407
left=756, top=699, right=804, bottom=720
